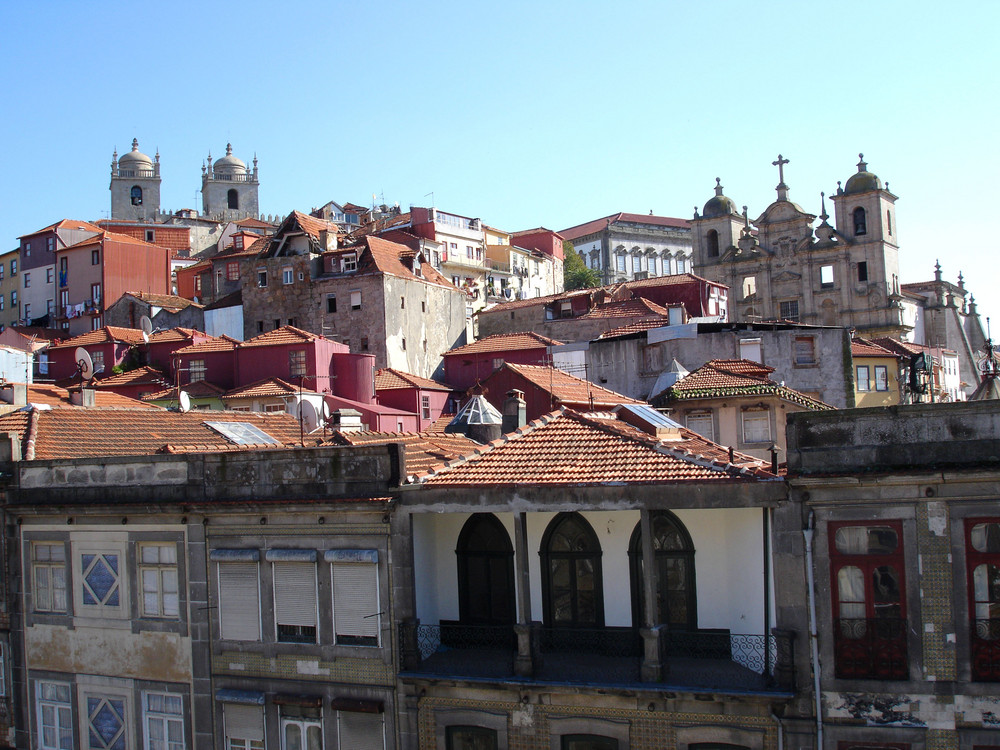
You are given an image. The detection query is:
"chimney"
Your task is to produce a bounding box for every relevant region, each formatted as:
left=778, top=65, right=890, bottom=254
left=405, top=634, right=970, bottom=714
left=331, top=408, right=364, bottom=433
left=502, top=389, right=526, bottom=433
left=319, top=229, right=336, bottom=252
left=0, top=432, right=21, bottom=462
left=69, top=386, right=97, bottom=408
left=0, top=384, right=26, bottom=406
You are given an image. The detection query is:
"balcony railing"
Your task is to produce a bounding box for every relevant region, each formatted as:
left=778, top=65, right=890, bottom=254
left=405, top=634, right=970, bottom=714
left=401, top=621, right=794, bottom=692
left=834, top=618, right=908, bottom=680
left=206, top=172, right=255, bottom=182
left=972, top=620, right=1000, bottom=681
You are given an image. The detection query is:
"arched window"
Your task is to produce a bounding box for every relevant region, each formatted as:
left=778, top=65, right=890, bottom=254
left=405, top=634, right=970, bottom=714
left=541, top=513, right=603, bottom=627
left=228, top=189, right=239, bottom=210
left=628, top=511, right=696, bottom=629
left=706, top=229, right=720, bottom=257
left=853, top=207, right=867, bottom=236
left=456, top=514, right=515, bottom=625
left=130, top=186, right=143, bottom=206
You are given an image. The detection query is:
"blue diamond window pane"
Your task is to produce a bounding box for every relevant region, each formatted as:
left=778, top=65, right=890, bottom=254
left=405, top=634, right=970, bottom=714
left=82, top=554, right=95, bottom=569
left=105, top=555, right=118, bottom=574
left=83, top=588, right=97, bottom=605
left=106, top=589, right=119, bottom=606
left=86, top=559, right=117, bottom=602
left=92, top=700, right=123, bottom=744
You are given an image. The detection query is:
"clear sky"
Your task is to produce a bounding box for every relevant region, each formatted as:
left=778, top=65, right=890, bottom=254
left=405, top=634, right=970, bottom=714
left=2, top=1, right=998, bottom=332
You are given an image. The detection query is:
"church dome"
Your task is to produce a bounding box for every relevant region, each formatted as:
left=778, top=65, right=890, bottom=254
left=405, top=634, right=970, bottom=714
left=118, top=138, right=153, bottom=169
left=213, top=143, right=248, bottom=174
left=844, top=153, right=883, bottom=194
left=702, top=178, right=739, bottom=218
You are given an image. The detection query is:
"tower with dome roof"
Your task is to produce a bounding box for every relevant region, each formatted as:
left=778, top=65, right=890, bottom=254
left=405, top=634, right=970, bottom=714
left=201, top=143, right=259, bottom=221
left=109, top=138, right=162, bottom=220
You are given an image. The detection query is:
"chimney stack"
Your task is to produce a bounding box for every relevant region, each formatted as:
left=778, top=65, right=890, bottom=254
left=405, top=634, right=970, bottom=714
left=502, top=389, right=526, bottom=433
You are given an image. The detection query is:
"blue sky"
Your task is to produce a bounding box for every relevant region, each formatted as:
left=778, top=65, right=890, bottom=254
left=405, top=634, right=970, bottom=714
left=2, top=1, right=998, bottom=331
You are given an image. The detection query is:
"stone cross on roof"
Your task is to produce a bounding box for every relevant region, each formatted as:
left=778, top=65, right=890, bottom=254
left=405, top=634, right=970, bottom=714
left=772, top=154, right=790, bottom=201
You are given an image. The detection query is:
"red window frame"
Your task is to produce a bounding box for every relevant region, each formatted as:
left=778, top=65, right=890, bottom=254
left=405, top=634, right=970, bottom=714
left=828, top=520, right=908, bottom=680
left=967, top=517, right=1000, bottom=681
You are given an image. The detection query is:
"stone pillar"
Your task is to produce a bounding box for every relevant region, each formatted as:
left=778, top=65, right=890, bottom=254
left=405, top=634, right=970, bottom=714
left=770, top=628, right=796, bottom=690
left=514, top=622, right=542, bottom=678
left=512, top=512, right=539, bottom=676
left=641, top=625, right=667, bottom=682
left=400, top=617, right=421, bottom=671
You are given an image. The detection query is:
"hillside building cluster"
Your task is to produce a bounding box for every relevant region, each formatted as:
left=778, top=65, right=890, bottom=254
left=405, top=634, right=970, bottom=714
left=0, top=141, right=995, bottom=749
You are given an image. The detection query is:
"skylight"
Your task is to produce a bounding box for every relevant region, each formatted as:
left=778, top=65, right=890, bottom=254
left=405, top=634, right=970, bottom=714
left=615, top=403, right=682, bottom=428
left=204, top=421, right=280, bottom=445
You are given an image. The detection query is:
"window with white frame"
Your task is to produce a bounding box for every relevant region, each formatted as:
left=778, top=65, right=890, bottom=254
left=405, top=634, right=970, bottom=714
left=289, top=350, right=307, bottom=379
left=421, top=395, right=431, bottom=420
left=85, top=693, right=128, bottom=750
left=214, top=551, right=261, bottom=641
left=36, top=681, right=73, bottom=750
left=875, top=365, right=889, bottom=391
left=224, top=703, right=265, bottom=750
left=741, top=409, right=771, bottom=443
left=79, top=550, right=122, bottom=614
left=342, top=253, right=357, bottom=273
left=328, top=550, right=380, bottom=646
left=281, top=714, right=322, bottom=750
left=188, top=359, right=206, bottom=383
left=142, top=692, right=184, bottom=750
left=32, top=542, right=67, bottom=613
left=685, top=412, right=714, bottom=442
left=616, top=254, right=625, bottom=273
left=91, top=351, right=105, bottom=374
left=337, top=710, right=385, bottom=750
left=268, top=550, right=318, bottom=644
left=282, top=267, right=294, bottom=285
left=350, top=291, right=361, bottom=310
left=139, top=544, right=179, bottom=618
left=256, top=269, right=267, bottom=288
left=856, top=365, right=871, bottom=392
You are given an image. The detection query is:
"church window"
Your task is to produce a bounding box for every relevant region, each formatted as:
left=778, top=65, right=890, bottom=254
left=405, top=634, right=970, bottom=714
left=820, top=265, right=835, bottom=288
left=853, top=207, right=867, bottom=236
left=741, top=276, right=757, bottom=300
left=886, top=210, right=892, bottom=235
left=616, top=254, right=626, bottom=273
left=706, top=229, right=720, bottom=257
left=227, top=189, right=239, bottom=210
left=632, top=254, right=642, bottom=273
left=130, top=186, right=143, bottom=206
left=676, top=256, right=687, bottom=273
left=857, top=262, right=868, bottom=282
left=779, top=300, right=799, bottom=322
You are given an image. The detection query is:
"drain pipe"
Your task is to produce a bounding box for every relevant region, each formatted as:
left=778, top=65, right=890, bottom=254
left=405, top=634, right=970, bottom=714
left=770, top=711, right=784, bottom=750
left=803, top=511, right=823, bottom=750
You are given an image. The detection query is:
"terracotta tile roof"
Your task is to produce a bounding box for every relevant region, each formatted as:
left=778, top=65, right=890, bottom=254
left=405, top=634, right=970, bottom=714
left=62, top=230, right=169, bottom=252
left=870, top=337, right=956, bottom=358
left=596, top=317, right=672, bottom=340
left=173, top=335, right=240, bottom=355
left=622, top=272, right=719, bottom=290
left=121, top=292, right=202, bottom=310
left=375, top=368, right=452, bottom=392
left=416, top=409, right=775, bottom=486
left=325, top=430, right=480, bottom=475
left=664, top=359, right=833, bottom=410
left=239, top=326, right=324, bottom=348
left=47, top=326, right=147, bottom=350
left=91, top=366, right=171, bottom=389
left=147, top=328, right=200, bottom=344
left=235, top=217, right=276, bottom=229
left=215, top=236, right=267, bottom=259
left=181, top=259, right=212, bottom=273
left=577, top=297, right=670, bottom=320
left=473, top=287, right=594, bottom=314
left=560, top=212, right=691, bottom=241
left=290, top=210, right=339, bottom=241
left=511, top=227, right=562, bottom=238
left=18, top=219, right=103, bottom=239
left=496, top=363, right=645, bottom=407
left=0, top=408, right=303, bottom=460
left=222, top=377, right=298, bottom=400
left=0, top=384, right=159, bottom=410
left=851, top=337, right=898, bottom=358
left=142, top=379, right=227, bottom=401
left=428, top=412, right=455, bottom=431
left=359, top=236, right=455, bottom=289
left=444, top=332, right=565, bottom=357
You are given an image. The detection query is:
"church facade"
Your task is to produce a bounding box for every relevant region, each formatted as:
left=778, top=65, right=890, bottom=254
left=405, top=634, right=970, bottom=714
left=691, top=155, right=905, bottom=337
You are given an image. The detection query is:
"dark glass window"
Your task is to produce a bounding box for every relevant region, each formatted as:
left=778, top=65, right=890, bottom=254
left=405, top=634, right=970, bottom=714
left=130, top=185, right=143, bottom=205
left=968, top=519, right=1000, bottom=681
left=706, top=229, right=720, bottom=257
left=629, top=511, right=697, bottom=629
left=457, top=514, right=514, bottom=625
left=541, top=513, right=603, bottom=627
left=853, top=207, right=867, bottom=235
left=446, top=726, right=498, bottom=750
left=228, top=189, right=239, bottom=210
left=561, top=735, right=618, bottom=750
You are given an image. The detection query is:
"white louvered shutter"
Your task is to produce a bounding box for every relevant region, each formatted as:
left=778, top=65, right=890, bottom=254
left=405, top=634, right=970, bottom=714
left=338, top=712, right=384, bottom=750
left=273, top=562, right=317, bottom=628
left=218, top=563, right=260, bottom=640
left=333, top=562, right=379, bottom=642
left=224, top=704, right=264, bottom=744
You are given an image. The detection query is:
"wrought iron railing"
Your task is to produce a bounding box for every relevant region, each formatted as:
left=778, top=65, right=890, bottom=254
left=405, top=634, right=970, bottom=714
left=834, top=618, right=908, bottom=680
left=400, top=621, right=795, bottom=691
left=972, top=619, right=1000, bottom=681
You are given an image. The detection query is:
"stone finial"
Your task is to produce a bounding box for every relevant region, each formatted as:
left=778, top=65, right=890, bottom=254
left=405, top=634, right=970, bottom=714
left=714, top=177, right=724, bottom=196
left=131, top=138, right=139, bottom=151
left=742, top=206, right=749, bottom=229
left=857, top=153, right=867, bottom=172
left=693, top=206, right=699, bottom=219
left=958, top=271, right=965, bottom=289
left=836, top=180, right=843, bottom=195
left=819, top=192, right=829, bottom=223
left=934, top=259, right=942, bottom=282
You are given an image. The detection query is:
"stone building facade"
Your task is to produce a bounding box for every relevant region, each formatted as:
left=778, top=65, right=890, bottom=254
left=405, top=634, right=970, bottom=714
left=692, top=156, right=906, bottom=337
left=787, top=400, right=1000, bottom=750
left=240, top=214, right=467, bottom=380
left=201, top=144, right=260, bottom=221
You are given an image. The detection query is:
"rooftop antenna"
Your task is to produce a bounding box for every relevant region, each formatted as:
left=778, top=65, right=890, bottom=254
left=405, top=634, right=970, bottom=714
left=425, top=191, right=434, bottom=206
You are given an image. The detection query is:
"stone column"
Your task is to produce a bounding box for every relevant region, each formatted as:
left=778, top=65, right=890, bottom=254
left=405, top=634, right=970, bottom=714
left=513, top=512, right=540, bottom=677
left=640, top=509, right=667, bottom=681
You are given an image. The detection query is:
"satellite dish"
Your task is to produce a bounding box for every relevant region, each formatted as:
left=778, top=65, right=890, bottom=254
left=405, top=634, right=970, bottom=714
left=178, top=390, right=191, bottom=413
left=299, top=399, right=319, bottom=431
left=321, top=400, right=331, bottom=420
left=142, top=330, right=150, bottom=344
left=140, top=315, right=153, bottom=335
left=75, top=348, right=94, bottom=380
